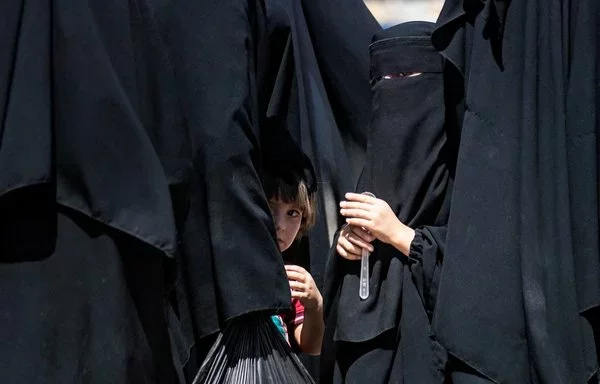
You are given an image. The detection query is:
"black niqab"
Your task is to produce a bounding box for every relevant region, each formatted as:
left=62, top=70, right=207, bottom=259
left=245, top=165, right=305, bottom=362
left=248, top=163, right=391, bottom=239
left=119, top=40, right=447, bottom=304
left=321, top=21, right=460, bottom=384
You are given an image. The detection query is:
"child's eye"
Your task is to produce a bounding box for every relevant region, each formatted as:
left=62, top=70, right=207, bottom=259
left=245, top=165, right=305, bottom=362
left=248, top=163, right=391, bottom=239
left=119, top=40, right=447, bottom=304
left=287, top=209, right=301, bottom=217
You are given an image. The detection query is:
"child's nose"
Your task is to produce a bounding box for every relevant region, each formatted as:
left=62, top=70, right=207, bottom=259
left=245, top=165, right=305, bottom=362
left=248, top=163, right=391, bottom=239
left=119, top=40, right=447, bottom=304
left=275, top=217, right=284, bottom=231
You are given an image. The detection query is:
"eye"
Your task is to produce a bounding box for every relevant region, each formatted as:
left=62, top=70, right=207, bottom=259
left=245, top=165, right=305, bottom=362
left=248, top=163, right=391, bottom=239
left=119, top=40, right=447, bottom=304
left=287, top=209, right=301, bottom=217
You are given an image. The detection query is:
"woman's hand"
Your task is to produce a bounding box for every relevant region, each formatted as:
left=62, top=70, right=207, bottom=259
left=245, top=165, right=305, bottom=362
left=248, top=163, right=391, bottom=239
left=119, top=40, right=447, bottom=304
left=340, top=193, right=415, bottom=256
left=336, top=224, right=375, bottom=261
left=285, top=265, right=323, bottom=311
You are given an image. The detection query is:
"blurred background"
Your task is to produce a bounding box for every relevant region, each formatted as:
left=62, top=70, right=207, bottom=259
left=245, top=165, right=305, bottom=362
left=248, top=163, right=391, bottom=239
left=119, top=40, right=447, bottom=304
left=363, top=0, right=444, bottom=27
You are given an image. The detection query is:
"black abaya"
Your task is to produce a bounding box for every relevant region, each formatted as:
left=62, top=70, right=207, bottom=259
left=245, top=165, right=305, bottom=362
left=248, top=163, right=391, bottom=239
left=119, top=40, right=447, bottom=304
left=431, top=0, right=600, bottom=382
left=1, top=0, right=186, bottom=382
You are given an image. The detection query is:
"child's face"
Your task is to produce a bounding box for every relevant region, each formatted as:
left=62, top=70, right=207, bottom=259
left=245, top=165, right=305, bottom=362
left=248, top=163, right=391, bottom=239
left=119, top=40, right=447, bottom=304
left=268, top=197, right=303, bottom=252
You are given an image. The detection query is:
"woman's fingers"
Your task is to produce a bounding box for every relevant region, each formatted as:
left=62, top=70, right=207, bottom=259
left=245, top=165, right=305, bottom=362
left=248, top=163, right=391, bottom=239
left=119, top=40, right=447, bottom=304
left=339, top=208, right=372, bottom=220
left=339, top=201, right=372, bottom=211
left=339, top=234, right=363, bottom=254
left=336, top=244, right=352, bottom=259
left=350, top=226, right=375, bottom=242
left=347, top=233, right=374, bottom=252
left=344, top=192, right=376, bottom=204
left=346, top=218, right=372, bottom=231
left=336, top=243, right=361, bottom=260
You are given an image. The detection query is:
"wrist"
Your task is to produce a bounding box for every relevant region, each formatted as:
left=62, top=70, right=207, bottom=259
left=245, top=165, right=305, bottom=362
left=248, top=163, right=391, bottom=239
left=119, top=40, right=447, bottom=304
left=391, top=223, right=415, bottom=256
left=304, top=295, right=323, bottom=313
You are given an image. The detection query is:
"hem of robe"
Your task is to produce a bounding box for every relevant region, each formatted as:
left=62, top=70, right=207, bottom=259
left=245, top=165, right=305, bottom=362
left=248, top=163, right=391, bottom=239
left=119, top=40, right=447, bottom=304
left=57, top=200, right=177, bottom=257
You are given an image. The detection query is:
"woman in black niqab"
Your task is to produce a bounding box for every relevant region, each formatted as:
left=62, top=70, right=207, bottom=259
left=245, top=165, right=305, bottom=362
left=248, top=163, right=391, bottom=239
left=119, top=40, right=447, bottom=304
left=321, top=21, right=462, bottom=384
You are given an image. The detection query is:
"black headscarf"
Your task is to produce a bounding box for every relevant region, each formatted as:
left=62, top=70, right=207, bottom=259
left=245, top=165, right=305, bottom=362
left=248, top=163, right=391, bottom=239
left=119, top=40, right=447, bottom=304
left=321, top=21, right=461, bottom=383
left=431, top=0, right=600, bottom=382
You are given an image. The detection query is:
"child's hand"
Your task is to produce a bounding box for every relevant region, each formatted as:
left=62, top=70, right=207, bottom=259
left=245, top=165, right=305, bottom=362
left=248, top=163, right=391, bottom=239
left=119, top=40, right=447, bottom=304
left=285, top=265, right=323, bottom=311
left=339, top=192, right=405, bottom=246
left=336, top=224, right=375, bottom=260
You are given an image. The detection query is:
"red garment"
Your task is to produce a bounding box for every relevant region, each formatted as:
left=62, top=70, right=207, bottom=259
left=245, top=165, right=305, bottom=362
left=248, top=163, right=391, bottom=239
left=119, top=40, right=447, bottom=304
left=282, top=298, right=305, bottom=328
left=272, top=298, right=305, bottom=345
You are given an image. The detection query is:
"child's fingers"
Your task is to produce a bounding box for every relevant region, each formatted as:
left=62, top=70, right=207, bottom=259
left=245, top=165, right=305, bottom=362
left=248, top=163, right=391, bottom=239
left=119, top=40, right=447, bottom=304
left=290, top=290, right=308, bottom=300
left=289, top=281, right=305, bottom=291
left=286, top=270, right=306, bottom=282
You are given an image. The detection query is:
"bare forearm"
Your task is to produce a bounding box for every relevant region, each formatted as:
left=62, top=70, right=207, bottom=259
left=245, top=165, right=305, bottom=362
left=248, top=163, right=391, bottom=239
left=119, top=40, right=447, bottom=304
left=297, top=306, right=325, bottom=355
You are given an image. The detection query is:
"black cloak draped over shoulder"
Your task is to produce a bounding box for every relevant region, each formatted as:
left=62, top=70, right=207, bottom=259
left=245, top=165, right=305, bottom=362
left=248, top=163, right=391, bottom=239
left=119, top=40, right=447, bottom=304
left=431, top=0, right=600, bottom=382
left=150, top=0, right=378, bottom=381
left=321, top=22, right=462, bottom=384
left=1, top=0, right=188, bottom=382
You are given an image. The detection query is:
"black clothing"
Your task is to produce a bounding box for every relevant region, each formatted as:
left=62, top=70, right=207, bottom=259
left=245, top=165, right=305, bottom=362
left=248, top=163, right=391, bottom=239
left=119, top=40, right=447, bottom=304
left=0, top=0, right=184, bottom=381
left=152, top=0, right=378, bottom=380
left=432, top=0, right=600, bottom=382
left=321, top=22, right=460, bottom=384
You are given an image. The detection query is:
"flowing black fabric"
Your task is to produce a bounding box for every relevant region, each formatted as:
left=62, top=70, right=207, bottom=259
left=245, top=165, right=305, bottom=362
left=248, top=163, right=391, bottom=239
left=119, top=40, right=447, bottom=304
left=1, top=0, right=186, bottom=256
left=321, top=22, right=461, bottom=384
left=263, top=0, right=379, bottom=291
left=0, top=207, right=177, bottom=383
left=431, top=0, right=600, bottom=382
left=0, top=0, right=186, bottom=381
left=151, top=2, right=293, bottom=379
left=54, top=0, right=189, bottom=254
left=299, top=0, right=380, bottom=185
left=151, top=0, right=377, bottom=380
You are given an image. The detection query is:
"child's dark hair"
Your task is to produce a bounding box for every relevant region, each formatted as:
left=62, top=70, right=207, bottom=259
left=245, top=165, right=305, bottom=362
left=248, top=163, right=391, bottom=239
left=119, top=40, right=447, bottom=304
left=263, top=172, right=316, bottom=239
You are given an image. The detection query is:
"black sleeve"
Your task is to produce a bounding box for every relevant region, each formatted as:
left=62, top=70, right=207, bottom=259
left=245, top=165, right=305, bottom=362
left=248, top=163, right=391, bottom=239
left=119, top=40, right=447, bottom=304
left=153, top=0, right=290, bottom=323
left=408, top=226, right=446, bottom=320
